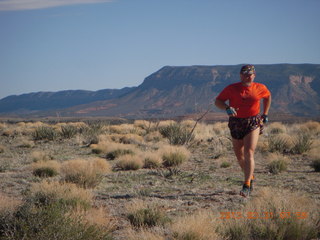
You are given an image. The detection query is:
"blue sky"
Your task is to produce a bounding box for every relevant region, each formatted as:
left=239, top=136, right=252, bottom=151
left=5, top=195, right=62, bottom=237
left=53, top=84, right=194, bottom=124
left=0, top=0, right=320, bottom=99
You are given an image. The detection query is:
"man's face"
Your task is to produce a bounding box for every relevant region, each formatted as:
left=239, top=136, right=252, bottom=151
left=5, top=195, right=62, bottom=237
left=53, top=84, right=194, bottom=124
left=240, top=73, right=255, bottom=85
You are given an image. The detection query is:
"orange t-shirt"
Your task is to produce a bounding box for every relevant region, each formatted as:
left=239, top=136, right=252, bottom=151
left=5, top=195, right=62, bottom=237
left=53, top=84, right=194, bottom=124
left=216, top=82, right=270, bottom=118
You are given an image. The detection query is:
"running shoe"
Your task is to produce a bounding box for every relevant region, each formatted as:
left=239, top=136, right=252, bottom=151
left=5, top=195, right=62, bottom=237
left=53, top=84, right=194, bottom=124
left=250, top=179, right=253, bottom=192
left=240, top=184, right=251, bottom=197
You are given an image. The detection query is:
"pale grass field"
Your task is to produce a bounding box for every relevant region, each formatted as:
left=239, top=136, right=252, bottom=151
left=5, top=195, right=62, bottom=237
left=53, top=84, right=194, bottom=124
left=0, top=120, right=319, bottom=239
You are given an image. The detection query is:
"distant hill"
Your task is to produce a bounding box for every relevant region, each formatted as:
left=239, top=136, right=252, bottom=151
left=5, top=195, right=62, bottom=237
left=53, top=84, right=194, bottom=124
left=0, top=87, right=135, bottom=115
left=1, top=64, right=319, bottom=119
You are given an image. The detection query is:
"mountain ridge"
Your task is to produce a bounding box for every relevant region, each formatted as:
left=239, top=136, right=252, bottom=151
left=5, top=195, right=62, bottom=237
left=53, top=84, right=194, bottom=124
left=1, top=64, right=319, bottom=119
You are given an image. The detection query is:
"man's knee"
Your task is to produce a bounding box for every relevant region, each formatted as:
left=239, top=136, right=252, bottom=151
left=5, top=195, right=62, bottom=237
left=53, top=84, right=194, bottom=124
left=244, top=149, right=255, bottom=159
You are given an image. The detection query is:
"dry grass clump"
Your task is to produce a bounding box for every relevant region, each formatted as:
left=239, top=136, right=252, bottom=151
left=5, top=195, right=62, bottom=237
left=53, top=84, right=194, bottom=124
left=31, top=160, right=61, bottom=178
left=144, top=131, right=163, bottom=143
left=109, top=123, right=141, bottom=135
left=171, top=210, right=220, bottom=240
left=158, top=120, right=177, bottom=128
left=158, top=145, right=190, bottom=167
left=126, top=200, right=170, bottom=229
left=193, top=122, right=217, bottom=142
left=267, top=153, right=289, bottom=174
left=115, top=155, right=144, bottom=171
left=212, top=122, right=229, bottom=135
left=29, top=180, right=93, bottom=209
left=220, top=187, right=320, bottom=240
left=69, top=206, right=117, bottom=231
left=61, top=158, right=111, bottom=188
left=17, top=137, right=35, bottom=148
left=297, top=121, right=320, bottom=135
left=125, top=228, right=166, bottom=240
left=91, top=139, right=137, bottom=159
left=267, top=122, right=287, bottom=135
left=140, top=151, right=163, bottom=168
left=0, top=193, right=22, bottom=215
left=133, top=120, right=159, bottom=132
left=30, top=150, right=53, bottom=162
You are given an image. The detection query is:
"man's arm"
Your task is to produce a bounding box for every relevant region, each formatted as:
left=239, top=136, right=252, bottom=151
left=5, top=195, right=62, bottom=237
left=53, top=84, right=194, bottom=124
left=215, top=98, right=229, bottom=110
left=262, top=95, right=271, bottom=115
left=215, top=98, right=237, bottom=117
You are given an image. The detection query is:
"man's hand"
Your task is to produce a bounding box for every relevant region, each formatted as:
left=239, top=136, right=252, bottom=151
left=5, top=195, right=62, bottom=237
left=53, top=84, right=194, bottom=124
left=226, top=107, right=237, bottom=116
left=261, top=114, right=268, bottom=123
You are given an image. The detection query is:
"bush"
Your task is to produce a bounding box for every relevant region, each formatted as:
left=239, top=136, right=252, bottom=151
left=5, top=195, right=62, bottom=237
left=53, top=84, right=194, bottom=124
left=60, top=125, right=78, bottom=139
left=33, top=167, right=58, bottom=178
left=268, top=134, right=292, bottom=153
left=115, top=155, right=143, bottom=171
left=160, top=146, right=190, bottom=168
left=268, top=159, right=288, bottom=174
left=61, top=158, right=111, bottom=188
left=171, top=210, right=220, bottom=240
left=220, top=187, right=319, bottom=240
left=290, top=133, right=313, bottom=154
left=159, top=123, right=194, bottom=145
left=106, top=149, right=134, bottom=160
left=127, top=207, right=169, bottom=228
left=32, top=160, right=60, bottom=178
left=32, top=126, right=59, bottom=141
left=143, top=152, right=163, bottom=169
left=1, top=203, right=113, bottom=240
left=29, top=181, right=93, bottom=210
left=311, top=159, right=320, bottom=172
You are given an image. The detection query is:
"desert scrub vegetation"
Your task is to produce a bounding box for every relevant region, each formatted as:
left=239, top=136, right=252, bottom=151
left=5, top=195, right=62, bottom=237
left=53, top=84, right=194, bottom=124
left=220, top=187, right=320, bottom=240
left=267, top=133, right=293, bottom=154
left=267, top=122, right=287, bottom=135
left=28, top=180, right=93, bottom=209
left=141, top=151, right=163, bottom=169
left=61, top=158, right=111, bottom=188
left=31, top=160, right=60, bottom=178
left=170, top=210, right=220, bottom=240
left=159, top=145, right=191, bottom=168
left=115, top=155, right=144, bottom=171
left=267, top=153, right=289, bottom=174
left=0, top=181, right=114, bottom=240
left=1, top=204, right=114, bottom=240
left=126, top=200, right=170, bottom=229
left=32, top=126, right=59, bottom=141
left=90, top=139, right=137, bottom=159
left=159, top=122, right=194, bottom=145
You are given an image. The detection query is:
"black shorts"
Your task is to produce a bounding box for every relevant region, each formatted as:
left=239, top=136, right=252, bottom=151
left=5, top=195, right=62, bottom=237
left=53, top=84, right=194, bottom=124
left=228, top=115, right=263, bottom=140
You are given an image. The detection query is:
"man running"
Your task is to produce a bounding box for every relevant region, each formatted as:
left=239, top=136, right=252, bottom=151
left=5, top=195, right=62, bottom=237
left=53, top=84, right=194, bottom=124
left=215, top=65, right=271, bottom=197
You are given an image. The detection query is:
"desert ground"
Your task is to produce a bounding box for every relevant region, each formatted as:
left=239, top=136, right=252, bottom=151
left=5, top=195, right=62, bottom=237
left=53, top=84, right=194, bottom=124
left=0, top=119, right=319, bottom=240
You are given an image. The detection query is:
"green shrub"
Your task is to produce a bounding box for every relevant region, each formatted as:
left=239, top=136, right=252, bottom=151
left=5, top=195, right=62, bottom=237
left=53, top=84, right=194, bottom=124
left=290, top=133, right=313, bottom=154
left=220, top=162, right=231, bottom=168
left=0, top=203, right=113, bottom=240
left=268, top=135, right=291, bottom=154
left=32, top=126, right=58, bottom=141
left=311, top=159, right=320, bottom=172
left=60, top=125, right=78, bottom=139
left=33, top=167, right=58, bottom=178
left=127, top=207, right=169, bottom=228
left=268, top=159, right=288, bottom=174
left=159, top=123, right=194, bottom=145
